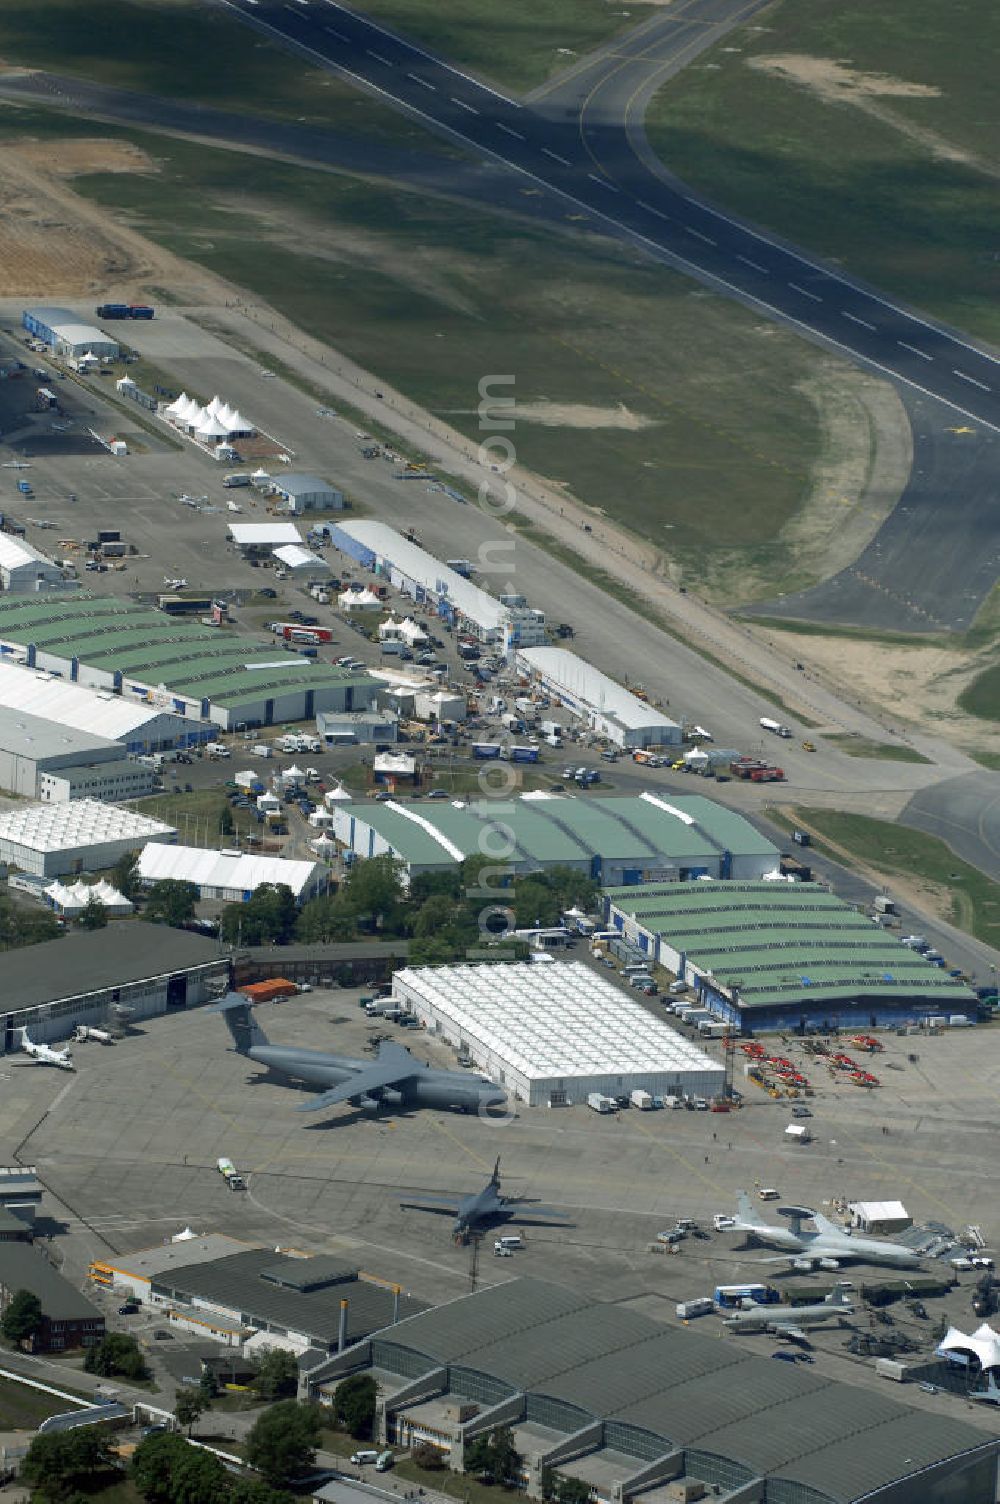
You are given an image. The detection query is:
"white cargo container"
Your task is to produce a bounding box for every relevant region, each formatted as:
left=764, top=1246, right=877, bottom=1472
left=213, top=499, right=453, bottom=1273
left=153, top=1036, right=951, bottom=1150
left=676, top=1298, right=714, bottom=1320
left=588, top=1092, right=615, bottom=1113
left=630, top=1089, right=653, bottom=1110
left=875, top=1358, right=909, bottom=1382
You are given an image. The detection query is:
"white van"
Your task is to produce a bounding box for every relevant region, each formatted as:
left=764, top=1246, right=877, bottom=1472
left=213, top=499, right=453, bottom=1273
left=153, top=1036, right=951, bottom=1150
left=668, top=979, right=689, bottom=996
left=351, top=1450, right=379, bottom=1466
left=495, top=1234, right=522, bottom=1251
left=205, top=742, right=230, bottom=759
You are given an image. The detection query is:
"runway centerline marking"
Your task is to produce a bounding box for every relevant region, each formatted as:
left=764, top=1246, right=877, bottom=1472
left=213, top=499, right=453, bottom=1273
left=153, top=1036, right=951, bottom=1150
left=684, top=225, right=716, bottom=245
left=451, top=96, right=479, bottom=114
left=898, top=340, right=934, bottom=361
left=788, top=282, right=822, bottom=302
left=323, top=24, right=348, bottom=38
left=407, top=72, right=436, bottom=91
left=953, top=369, right=992, bottom=392
left=496, top=122, right=524, bottom=140
left=367, top=49, right=392, bottom=64
left=842, top=311, right=876, bottom=331
left=736, top=254, right=768, bottom=273
left=542, top=147, right=572, bottom=166
left=588, top=172, right=619, bottom=191
left=636, top=200, right=669, bottom=220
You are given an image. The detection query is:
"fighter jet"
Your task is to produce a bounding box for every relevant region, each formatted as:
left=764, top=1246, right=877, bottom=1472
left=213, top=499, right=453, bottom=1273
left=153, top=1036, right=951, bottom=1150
left=19, top=1029, right=74, bottom=1071
left=211, top=995, right=506, bottom=1120
left=732, top=1192, right=921, bottom=1271
left=725, top=1282, right=855, bottom=1341
left=401, top=1157, right=572, bottom=1242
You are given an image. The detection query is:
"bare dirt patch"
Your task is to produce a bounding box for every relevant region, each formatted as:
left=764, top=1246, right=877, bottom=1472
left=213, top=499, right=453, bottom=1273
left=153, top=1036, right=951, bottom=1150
left=762, top=629, right=997, bottom=750
left=748, top=53, right=995, bottom=176
left=0, top=133, right=228, bottom=299
left=475, top=400, right=657, bottom=430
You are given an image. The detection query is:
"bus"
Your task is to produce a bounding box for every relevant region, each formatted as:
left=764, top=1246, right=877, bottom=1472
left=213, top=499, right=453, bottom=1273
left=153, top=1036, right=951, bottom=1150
left=713, top=1284, right=780, bottom=1311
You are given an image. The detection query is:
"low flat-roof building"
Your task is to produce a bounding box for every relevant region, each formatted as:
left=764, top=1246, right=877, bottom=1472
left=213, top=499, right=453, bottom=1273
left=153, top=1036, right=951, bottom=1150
left=603, top=881, right=978, bottom=1031
left=303, top=1277, right=999, bottom=1504
left=136, top=843, right=329, bottom=904
left=272, top=473, right=344, bottom=513
left=95, top=1243, right=426, bottom=1355
left=0, top=1168, right=43, bottom=1225
left=394, top=962, right=724, bottom=1106
left=0, top=1242, right=105, bottom=1352
left=0, top=706, right=154, bottom=802
left=274, top=543, right=331, bottom=578
left=0, top=925, right=230, bottom=1051
left=22, top=305, right=119, bottom=360
left=516, top=647, right=681, bottom=749
left=317, top=710, right=399, bottom=745
left=331, top=792, right=778, bottom=886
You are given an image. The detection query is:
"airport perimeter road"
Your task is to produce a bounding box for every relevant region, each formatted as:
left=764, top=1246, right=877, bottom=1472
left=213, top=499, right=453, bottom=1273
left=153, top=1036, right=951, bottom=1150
left=217, top=0, right=1000, bottom=435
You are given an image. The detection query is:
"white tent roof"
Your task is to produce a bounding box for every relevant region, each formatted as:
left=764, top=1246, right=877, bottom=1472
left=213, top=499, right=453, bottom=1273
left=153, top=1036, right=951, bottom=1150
left=228, top=522, right=302, bottom=546
left=252, top=467, right=270, bottom=480
left=0, top=799, right=174, bottom=854
left=136, top=842, right=323, bottom=901
left=339, top=587, right=381, bottom=608
left=324, top=784, right=352, bottom=804
left=849, top=1200, right=909, bottom=1223
left=226, top=409, right=252, bottom=433
left=938, top=1323, right=1000, bottom=1371
left=206, top=395, right=225, bottom=418
left=165, top=391, right=190, bottom=417
left=197, top=414, right=229, bottom=439
left=45, top=878, right=132, bottom=914
left=273, top=544, right=326, bottom=571
left=183, top=403, right=207, bottom=428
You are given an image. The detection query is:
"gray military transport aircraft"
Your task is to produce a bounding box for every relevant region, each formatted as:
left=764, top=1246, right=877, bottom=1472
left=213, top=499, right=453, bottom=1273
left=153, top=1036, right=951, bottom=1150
left=211, top=995, right=506, bottom=1120
left=401, top=1157, right=572, bottom=1242
left=733, top=1192, right=921, bottom=1271
left=725, top=1282, right=856, bottom=1341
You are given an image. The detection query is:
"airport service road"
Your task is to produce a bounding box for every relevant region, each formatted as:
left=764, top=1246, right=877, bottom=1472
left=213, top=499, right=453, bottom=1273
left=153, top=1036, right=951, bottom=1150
left=902, top=773, right=1000, bottom=886
left=217, top=0, right=1000, bottom=437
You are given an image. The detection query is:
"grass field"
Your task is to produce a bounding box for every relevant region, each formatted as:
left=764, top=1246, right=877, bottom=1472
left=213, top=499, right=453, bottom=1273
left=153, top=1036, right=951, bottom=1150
left=0, top=0, right=454, bottom=152
left=0, top=1374, right=88, bottom=1430
left=135, top=787, right=260, bottom=845
left=645, top=0, right=1000, bottom=342
left=35, top=125, right=844, bottom=602
left=958, top=665, right=1000, bottom=721
left=824, top=734, right=931, bottom=765
left=792, top=809, right=1000, bottom=950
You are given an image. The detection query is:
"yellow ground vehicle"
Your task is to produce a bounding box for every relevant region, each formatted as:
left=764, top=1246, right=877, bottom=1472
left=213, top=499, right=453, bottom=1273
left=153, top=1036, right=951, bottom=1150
left=802, top=740, right=816, bottom=752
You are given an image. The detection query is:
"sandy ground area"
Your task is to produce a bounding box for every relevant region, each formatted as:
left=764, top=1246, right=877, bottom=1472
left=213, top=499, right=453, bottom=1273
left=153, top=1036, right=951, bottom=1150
left=748, top=54, right=996, bottom=178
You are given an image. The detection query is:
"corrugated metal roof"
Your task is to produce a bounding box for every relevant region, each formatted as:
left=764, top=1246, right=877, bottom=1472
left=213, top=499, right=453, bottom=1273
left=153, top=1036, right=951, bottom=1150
left=386, top=1280, right=590, bottom=1363
left=337, top=522, right=506, bottom=632
left=517, top=647, right=679, bottom=734
left=349, top=1279, right=996, bottom=1501
left=152, top=1249, right=424, bottom=1347
left=0, top=925, right=224, bottom=1010
left=0, top=1243, right=103, bottom=1321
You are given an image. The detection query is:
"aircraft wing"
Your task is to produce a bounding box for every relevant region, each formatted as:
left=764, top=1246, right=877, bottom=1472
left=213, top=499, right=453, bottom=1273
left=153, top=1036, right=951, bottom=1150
left=295, top=1043, right=417, bottom=1112
left=504, top=1202, right=573, bottom=1224
left=399, top=1194, right=465, bottom=1215
left=775, top=1325, right=806, bottom=1342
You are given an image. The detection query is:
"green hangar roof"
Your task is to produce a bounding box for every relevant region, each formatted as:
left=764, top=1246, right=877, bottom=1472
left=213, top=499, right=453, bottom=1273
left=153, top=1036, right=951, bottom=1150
left=0, top=593, right=374, bottom=718
left=336, top=794, right=778, bottom=875
left=604, top=881, right=976, bottom=1012
left=319, top=1279, right=996, bottom=1504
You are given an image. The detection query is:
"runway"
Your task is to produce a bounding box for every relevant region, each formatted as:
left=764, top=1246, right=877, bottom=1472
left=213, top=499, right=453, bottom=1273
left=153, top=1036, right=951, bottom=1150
left=215, top=0, right=1000, bottom=436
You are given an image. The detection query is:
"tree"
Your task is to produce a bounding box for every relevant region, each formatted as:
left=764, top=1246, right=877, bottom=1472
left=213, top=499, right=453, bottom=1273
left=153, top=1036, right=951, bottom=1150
left=175, top=1385, right=207, bottom=1436
left=244, top=1399, right=321, bottom=1487
left=295, top=891, right=356, bottom=944
left=411, top=1442, right=445, bottom=1471
left=112, top=850, right=142, bottom=899
left=144, top=879, right=198, bottom=928
left=252, top=1346, right=300, bottom=1401
left=554, top=1478, right=592, bottom=1504
left=1, top=1287, right=42, bottom=1345
left=408, top=935, right=458, bottom=966
left=78, top=893, right=108, bottom=930
left=408, top=870, right=461, bottom=905
left=338, top=854, right=406, bottom=931
left=23, top=1429, right=114, bottom=1502
left=412, top=894, right=455, bottom=939
left=132, top=1431, right=227, bottom=1504
left=512, top=879, right=560, bottom=930
left=464, top=1425, right=521, bottom=1487
left=198, top=1366, right=219, bottom=1402
left=221, top=884, right=297, bottom=946
left=132, top=1432, right=189, bottom=1503
left=333, top=1372, right=377, bottom=1438
left=0, top=894, right=60, bottom=951
left=84, top=1331, right=148, bottom=1380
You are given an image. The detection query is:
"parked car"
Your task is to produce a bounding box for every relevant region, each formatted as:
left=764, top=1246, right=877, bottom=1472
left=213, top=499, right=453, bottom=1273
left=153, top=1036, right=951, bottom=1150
left=118, top=1302, right=139, bottom=1316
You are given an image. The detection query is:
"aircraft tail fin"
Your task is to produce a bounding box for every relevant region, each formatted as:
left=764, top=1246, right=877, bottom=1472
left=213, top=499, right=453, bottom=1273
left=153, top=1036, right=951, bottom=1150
left=19, top=1028, right=31, bottom=1049
left=491, top=1156, right=501, bottom=1188
left=736, top=1191, right=754, bottom=1223
left=210, top=994, right=268, bottom=1054
left=811, top=1211, right=839, bottom=1236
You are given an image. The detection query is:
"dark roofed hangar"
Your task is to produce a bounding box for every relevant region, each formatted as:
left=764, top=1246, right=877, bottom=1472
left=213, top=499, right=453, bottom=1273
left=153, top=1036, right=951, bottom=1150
left=303, top=1278, right=998, bottom=1504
